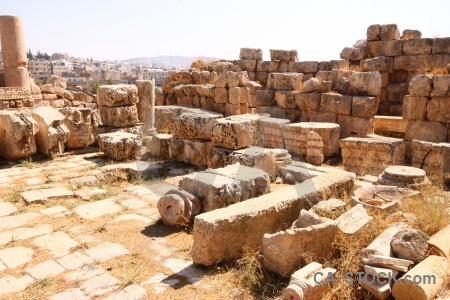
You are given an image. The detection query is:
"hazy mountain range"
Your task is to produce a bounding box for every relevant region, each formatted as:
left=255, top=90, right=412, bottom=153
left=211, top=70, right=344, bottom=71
left=122, top=55, right=218, bottom=69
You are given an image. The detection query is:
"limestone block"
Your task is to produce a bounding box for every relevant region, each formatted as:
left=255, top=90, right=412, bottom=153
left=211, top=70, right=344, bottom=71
left=32, top=106, right=69, bottom=156
left=0, top=110, right=39, bottom=160
left=274, top=91, right=297, bottom=108
left=340, top=47, right=367, bottom=61
left=363, top=57, right=393, bottom=72
left=348, top=72, right=381, bottom=97
left=237, top=71, right=249, bottom=87
left=214, top=87, right=228, bottom=104
left=311, top=198, right=346, bottom=218
left=361, top=222, right=410, bottom=258
left=402, top=29, right=422, bottom=40
left=42, top=93, right=58, bottom=101
left=292, top=209, right=332, bottom=228
left=380, top=24, right=400, bottom=40
left=403, top=38, right=433, bottom=55
left=426, top=97, right=450, bottom=123
left=228, top=87, right=240, bottom=104
left=257, top=117, right=290, bottom=149
left=214, top=103, right=225, bottom=114
left=50, top=99, right=65, bottom=108
left=337, top=115, right=373, bottom=139
left=239, top=48, right=263, bottom=60
left=172, top=112, right=222, bottom=140
left=393, top=55, right=433, bottom=72
left=432, top=37, right=450, bottom=54
left=404, top=120, right=448, bottom=143
left=280, top=61, right=290, bottom=72
left=256, top=90, right=275, bottom=106
left=431, top=74, right=450, bottom=97
left=366, top=24, right=381, bottom=41
left=157, top=189, right=201, bottom=226
left=147, top=133, right=172, bottom=160
left=179, top=172, right=242, bottom=212
left=283, top=122, right=340, bottom=157
left=409, top=74, right=433, bottom=97
left=431, top=54, right=450, bottom=70
left=306, top=131, right=324, bottom=165
left=235, top=60, right=256, bottom=72
left=308, top=111, right=338, bottom=123
left=211, top=118, right=252, bottom=149
left=330, top=69, right=354, bottom=89
left=269, top=49, right=292, bottom=62
left=40, top=84, right=74, bottom=100
left=99, top=105, right=140, bottom=127
left=98, top=132, right=141, bottom=161
left=315, top=71, right=330, bottom=82
left=191, top=172, right=355, bottom=266
left=340, top=135, right=405, bottom=175
left=263, top=223, right=337, bottom=278
left=320, top=93, right=352, bottom=115
left=46, top=75, right=67, bottom=89
left=206, top=146, right=234, bottom=169
left=169, top=137, right=212, bottom=167
left=352, top=96, right=379, bottom=118
left=224, top=103, right=240, bottom=117
left=300, top=78, right=321, bottom=93
left=210, top=62, right=240, bottom=74
left=359, top=275, right=391, bottom=300
left=205, top=163, right=270, bottom=201
left=392, top=256, right=450, bottom=300
left=391, top=229, right=429, bottom=263
left=267, top=73, right=303, bottom=91
left=335, top=204, right=372, bottom=235
left=215, top=71, right=239, bottom=88
left=289, top=61, right=319, bottom=73
left=136, top=80, right=154, bottom=132
left=367, top=40, right=402, bottom=57
left=295, top=93, right=321, bottom=111
left=364, top=254, right=413, bottom=273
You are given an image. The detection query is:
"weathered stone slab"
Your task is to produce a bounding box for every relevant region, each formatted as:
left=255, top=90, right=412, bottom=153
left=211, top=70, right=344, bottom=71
left=340, top=135, right=405, bottom=175
left=292, top=209, right=332, bottom=228
left=85, top=241, right=130, bottom=262
left=80, top=273, right=121, bottom=297
left=192, top=172, right=355, bottom=265
left=26, top=260, right=65, bottom=279
left=0, top=110, right=39, bottom=160
left=335, top=204, right=372, bottom=235
left=0, top=246, right=33, bottom=268
left=74, top=198, right=122, bottom=219
left=172, top=112, right=222, bottom=140
left=352, top=96, right=379, bottom=118
left=348, top=72, right=381, bottom=97
left=0, top=275, right=34, bottom=296
left=0, top=202, right=17, bottom=217
left=211, top=118, right=252, bottom=149
left=97, top=84, right=138, bottom=107
left=267, top=73, right=303, bottom=91
left=98, top=132, right=141, bottom=161
left=320, top=93, right=352, bottom=115
left=280, top=165, right=322, bottom=184
left=59, top=107, right=95, bottom=149
left=404, top=120, right=448, bottom=143
left=99, top=105, right=140, bottom=127
left=257, top=117, right=290, bottom=149
left=402, top=96, right=427, bottom=120
left=169, top=137, right=212, bottom=166
left=57, top=252, right=95, bottom=270
left=33, top=231, right=78, bottom=257
left=240, top=48, right=263, bottom=60
left=48, top=288, right=90, bottom=300
left=337, top=115, right=373, bottom=139
left=427, top=97, right=450, bottom=123
left=104, top=284, right=147, bottom=300
left=40, top=84, right=73, bottom=100
left=263, top=223, right=337, bottom=277
left=32, top=106, right=69, bottom=155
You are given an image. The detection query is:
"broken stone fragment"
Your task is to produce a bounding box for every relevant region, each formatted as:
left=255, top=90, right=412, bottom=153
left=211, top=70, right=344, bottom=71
left=172, top=112, right=222, bottom=140
left=361, top=222, right=410, bottom=258
left=59, top=107, right=95, bottom=149
left=157, top=189, right=201, bottom=226
left=98, top=132, right=141, bottom=161
left=96, top=84, right=138, bottom=107
left=364, top=254, right=413, bottom=272
left=211, top=118, right=253, bottom=150
left=428, top=224, right=450, bottom=260
left=40, top=84, right=73, bottom=100
left=390, top=229, right=429, bottom=263
left=291, top=209, right=332, bottom=228
left=335, top=204, right=372, bottom=235
left=99, top=105, right=140, bottom=127
left=306, top=131, right=324, bottom=166
left=32, top=106, right=69, bottom=156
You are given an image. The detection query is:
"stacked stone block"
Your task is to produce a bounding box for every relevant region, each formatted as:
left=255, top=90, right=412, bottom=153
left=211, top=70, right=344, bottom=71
left=411, top=140, right=450, bottom=176
left=214, top=71, right=251, bottom=116
left=235, top=48, right=263, bottom=82
left=403, top=74, right=450, bottom=143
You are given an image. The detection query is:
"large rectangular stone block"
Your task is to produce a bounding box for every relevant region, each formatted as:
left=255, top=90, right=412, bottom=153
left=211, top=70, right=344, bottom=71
left=256, top=90, right=275, bottom=106
left=363, top=57, right=394, bottom=72
left=427, top=97, right=450, bottom=123
left=402, top=38, right=433, bottom=55
left=367, top=40, right=403, bottom=57
left=295, top=92, right=321, bottom=111
left=227, top=113, right=269, bottom=146
left=340, top=135, right=405, bottom=175
left=32, top=106, right=69, bottom=156
left=402, top=96, right=427, bottom=121
left=267, top=73, right=303, bottom=91
left=98, top=132, right=140, bottom=161
left=269, top=49, right=292, bottom=62
left=257, top=117, right=290, bottom=148
left=394, top=55, right=433, bottom=72
left=351, top=96, right=379, bottom=118
left=320, top=93, right=352, bottom=115
left=432, top=37, right=450, bottom=54
left=239, top=48, right=263, bottom=60
left=283, top=122, right=340, bottom=157
left=169, top=137, right=212, bottom=166
left=97, top=85, right=138, bottom=107
left=59, top=107, right=95, bottom=149
left=337, top=115, right=373, bottom=139
left=172, top=112, right=222, bottom=140
left=99, top=105, right=140, bottom=127
left=404, top=120, right=448, bottom=143
left=274, top=91, right=297, bottom=108
left=211, top=118, right=253, bottom=149
left=192, top=172, right=355, bottom=265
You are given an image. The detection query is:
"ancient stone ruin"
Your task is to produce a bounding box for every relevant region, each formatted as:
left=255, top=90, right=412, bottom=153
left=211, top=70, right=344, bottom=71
left=0, top=16, right=450, bottom=300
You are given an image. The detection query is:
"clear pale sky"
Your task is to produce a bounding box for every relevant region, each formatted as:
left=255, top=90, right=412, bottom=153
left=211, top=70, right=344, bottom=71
left=2, top=0, right=450, bottom=62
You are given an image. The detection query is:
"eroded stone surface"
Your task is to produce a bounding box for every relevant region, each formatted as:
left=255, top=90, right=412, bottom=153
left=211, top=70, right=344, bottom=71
left=0, top=246, right=33, bottom=268
left=85, top=241, right=130, bottom=262
left=74, top=198, right=122, bottom=219
left=33, top=231, right=78, bottom=257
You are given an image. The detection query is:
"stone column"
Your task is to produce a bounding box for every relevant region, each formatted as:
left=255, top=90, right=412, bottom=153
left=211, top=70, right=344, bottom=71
left=0, top=16, right=30, bottom=89
left=136, top=79, right=156, bottom=135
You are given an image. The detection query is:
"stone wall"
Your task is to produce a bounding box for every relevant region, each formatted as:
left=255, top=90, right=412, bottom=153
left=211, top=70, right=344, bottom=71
left=340, top=24, right=450, bottom=117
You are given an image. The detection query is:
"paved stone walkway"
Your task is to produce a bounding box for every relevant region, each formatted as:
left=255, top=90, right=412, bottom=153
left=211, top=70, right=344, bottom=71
left=0, top=152, right=220, bottom=299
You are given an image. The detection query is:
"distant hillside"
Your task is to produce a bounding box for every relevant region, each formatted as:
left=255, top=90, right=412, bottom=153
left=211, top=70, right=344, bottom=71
left=122, top=55, right=218, bottom=69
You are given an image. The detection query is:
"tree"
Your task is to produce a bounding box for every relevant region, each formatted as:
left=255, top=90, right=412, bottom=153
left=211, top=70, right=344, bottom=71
left=26, top=48, right=35, bottom=60
left=107, top=77, right=114, bottom=85
left=92, top=80, right=102, bottom=94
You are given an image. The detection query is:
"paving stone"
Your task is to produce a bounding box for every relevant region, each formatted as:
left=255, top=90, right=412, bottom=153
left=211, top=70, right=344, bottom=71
left=85, top=241, right=130, bottom=262
left=57, top=252, right=95, bottom=270
left=75, top=188, right=106, bottom=200
left=109, top=213, right=152, bottom=224
left=69, top=175, right=99, bottom=186
left=81, top=273, right=121, bottom=297
left=0, top=201, right=17, bottom=217
left=162, top=258, right=206, bottom=284
left=104, top=284, right=147, bottom=300
left=0, top=275, right=34, bottom=295
left=120, top=198, right=148, bottom=210
left=127, top=186, right=160, bottom=199
left=39, top=187, right=74, bottom=198
left=74, top=198, right=122, bottom=219
left=33, top=231, right=79, bottom=257
left=0, top=176, right=13, bottom=184
left=25, top=177, right=44, bottom=185
left=0, top=261, right=6, bottom=271
left=75, top=234, right=102, bottom=244
left=26, top=260, right=65, bottom=279
left=0, top=246, right=34, bottom=268
left=40, top=205, right=69, bottom=215
left=0, top=224, right=53, bottom=245
left=141, top=273, right=179, bottom=294
left=66, top=265, right=106, bottom=281
left=21, top=190, right=48, bottom=204
left=48, top=288, right=90, bottom=300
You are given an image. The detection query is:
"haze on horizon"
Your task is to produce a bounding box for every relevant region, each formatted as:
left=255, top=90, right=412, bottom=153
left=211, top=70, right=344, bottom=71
left=3, top=0, right=450, bottom=62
